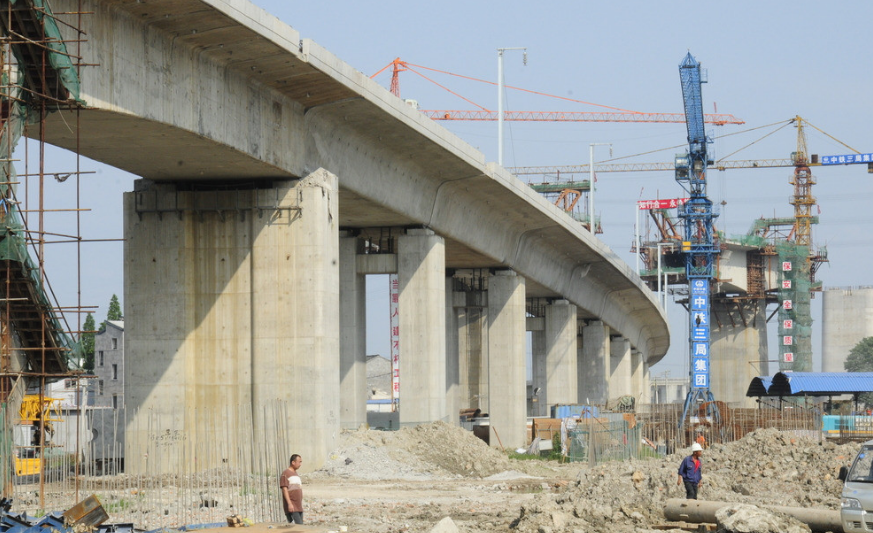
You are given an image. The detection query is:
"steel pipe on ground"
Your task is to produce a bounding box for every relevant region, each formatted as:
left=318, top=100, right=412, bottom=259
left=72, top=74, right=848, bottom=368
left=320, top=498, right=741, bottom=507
left=664, top=499, right=842, bottom=533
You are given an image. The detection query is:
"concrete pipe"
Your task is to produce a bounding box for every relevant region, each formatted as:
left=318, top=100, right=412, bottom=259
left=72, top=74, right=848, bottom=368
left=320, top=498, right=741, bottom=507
left=664, top=499, right=842, bottom=533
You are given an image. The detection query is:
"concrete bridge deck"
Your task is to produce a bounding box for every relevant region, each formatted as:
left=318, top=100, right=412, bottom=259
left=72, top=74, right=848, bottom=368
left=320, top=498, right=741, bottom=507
left=42, top=0, right=666, bottom=358
left=29, top=0, right=669, bottom=469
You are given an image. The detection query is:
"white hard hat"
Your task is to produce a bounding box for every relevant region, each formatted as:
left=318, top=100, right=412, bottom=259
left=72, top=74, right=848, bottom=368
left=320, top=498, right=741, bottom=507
left=691, top=443, right=703, bottom=452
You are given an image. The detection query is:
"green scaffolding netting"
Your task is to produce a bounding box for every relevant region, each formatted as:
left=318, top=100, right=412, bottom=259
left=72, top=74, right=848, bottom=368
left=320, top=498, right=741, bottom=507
left=776, top=241, right=813, bottom=372
left=8, top=0, right=84, bottom=104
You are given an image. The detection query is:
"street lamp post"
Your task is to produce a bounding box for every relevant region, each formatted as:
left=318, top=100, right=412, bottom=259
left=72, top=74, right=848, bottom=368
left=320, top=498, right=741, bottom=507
left=588, top=143, right=612, bottom=233
left=497, top=47, right=526, bottom=166
left=656, top=242, right=674, bottom=308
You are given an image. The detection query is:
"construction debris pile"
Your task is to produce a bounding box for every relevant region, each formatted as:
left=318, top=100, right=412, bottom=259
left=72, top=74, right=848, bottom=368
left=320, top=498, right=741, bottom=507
left=510, top=427, right=854, bottom=533
left=305, top=424, right=857, bottom=533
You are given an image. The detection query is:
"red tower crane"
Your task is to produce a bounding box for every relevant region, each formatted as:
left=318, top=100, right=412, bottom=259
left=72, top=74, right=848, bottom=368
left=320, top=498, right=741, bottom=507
left=371, top=58, right=745, bottom=126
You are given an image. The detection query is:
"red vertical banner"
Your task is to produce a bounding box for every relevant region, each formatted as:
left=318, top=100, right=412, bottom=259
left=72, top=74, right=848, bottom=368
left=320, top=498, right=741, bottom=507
left=389, top=274, right=400, bottom=408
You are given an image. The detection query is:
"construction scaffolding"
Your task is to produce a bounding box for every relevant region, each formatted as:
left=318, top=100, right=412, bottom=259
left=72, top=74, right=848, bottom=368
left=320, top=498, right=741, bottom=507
left=0, top=0, right=89, bottom=507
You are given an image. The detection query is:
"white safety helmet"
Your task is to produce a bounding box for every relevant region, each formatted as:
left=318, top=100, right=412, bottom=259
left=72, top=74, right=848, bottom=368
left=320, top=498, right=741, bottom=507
left=691, top=443, right=703, bottom=452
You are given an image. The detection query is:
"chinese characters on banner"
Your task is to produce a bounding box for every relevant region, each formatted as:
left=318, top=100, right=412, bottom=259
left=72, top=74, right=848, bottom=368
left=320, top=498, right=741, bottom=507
left=636, top=198, right=690, bottom=210
left=690, top=279, right=709, bottom=389
left=821, top=153, right=873, bottom=165
left=389, top=274, right=400, bottom=404
left=780, top=260, right=793, bottom=367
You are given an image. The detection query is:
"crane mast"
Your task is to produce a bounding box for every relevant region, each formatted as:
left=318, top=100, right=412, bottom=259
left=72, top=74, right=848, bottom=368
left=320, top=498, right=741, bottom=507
left=676, top=53, right=718, bottom=428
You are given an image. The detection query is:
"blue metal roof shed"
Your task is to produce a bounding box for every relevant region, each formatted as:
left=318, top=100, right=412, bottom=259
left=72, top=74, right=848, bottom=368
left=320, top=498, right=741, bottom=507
left=747, top=372, right=873, bottom=397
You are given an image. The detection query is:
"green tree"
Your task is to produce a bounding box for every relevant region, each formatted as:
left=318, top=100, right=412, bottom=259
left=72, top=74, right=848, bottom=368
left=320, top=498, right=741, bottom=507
left=101, top=294, right=123, bottom=332
left=82, top=313, right=96, bottom=372
left=107, top=294, right=122, bottom=321
left=845, top=336, right=873, bottom=405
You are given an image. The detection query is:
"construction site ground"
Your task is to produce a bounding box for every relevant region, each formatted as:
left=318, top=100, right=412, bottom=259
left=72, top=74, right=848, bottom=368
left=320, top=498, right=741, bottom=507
left=13, top=422, right=857, bottom=533
left=284, top=422, right=854, bottom=532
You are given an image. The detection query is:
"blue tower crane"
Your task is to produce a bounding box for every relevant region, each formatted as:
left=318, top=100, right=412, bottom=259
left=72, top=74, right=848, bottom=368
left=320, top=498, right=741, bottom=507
left=675, top=53, right=720, bottom=429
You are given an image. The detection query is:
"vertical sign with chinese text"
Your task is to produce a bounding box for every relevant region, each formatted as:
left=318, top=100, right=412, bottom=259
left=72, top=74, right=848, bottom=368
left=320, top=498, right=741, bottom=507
left=389, top=274, right=400, bottom=405
left=690, top=278, right=710, bottom=389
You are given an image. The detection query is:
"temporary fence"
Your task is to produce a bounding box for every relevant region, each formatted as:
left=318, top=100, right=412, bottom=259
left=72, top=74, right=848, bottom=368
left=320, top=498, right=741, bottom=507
left=559, top=401, right=824, bottom=464
left=565, top=415, right=645, bottom=464
left=5, top=401, right=294, bottom=529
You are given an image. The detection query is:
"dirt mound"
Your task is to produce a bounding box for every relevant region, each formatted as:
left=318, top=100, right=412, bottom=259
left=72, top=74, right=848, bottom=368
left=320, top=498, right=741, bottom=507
left=510, top=428, right=858, bottom=533
left=313, top=421, right=557, bottom=480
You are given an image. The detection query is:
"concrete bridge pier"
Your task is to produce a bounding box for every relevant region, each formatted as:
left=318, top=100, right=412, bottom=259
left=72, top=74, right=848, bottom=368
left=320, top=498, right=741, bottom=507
left=609, top=337, right=633, bottom=399
left=486, top=269, right=527, bottom=449
left=457, top=304, right=486, bottom=412
left=397, top=228, right=447, bottom=426
left=545, top=300, right=578, bottom=411
left=631, top=350, right=647, bottom=403
left=445, top=276, right=460, bottom=425
left=124, top=170, right=340, bottom=473
left=339, top=233, right=367, bottom=429
left=529, top=321, right=547, bottom=416
left=579, top=321, right=610, bottom=405
left=710, top=299, right=769, bottom=407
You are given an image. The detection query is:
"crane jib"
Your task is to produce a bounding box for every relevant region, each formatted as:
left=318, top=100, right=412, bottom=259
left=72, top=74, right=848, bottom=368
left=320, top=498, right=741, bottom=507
left=679, top=53, right=707, bottom=156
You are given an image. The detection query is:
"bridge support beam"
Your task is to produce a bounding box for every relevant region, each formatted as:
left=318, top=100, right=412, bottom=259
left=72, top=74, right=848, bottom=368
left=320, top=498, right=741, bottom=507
left=545, top=300, right=578, bottom=411
left=579, top=321, right=609, bottom=405
left=486, top=269, right=526, bottom=449
left=340, top=233, right=367, bottom=429
left=397, top=228, right=447, bottom=425
left=124, top=170, right=340, bottom=473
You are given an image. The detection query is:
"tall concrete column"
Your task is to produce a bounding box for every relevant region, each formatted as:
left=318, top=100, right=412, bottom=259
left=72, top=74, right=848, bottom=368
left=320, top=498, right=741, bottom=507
left=545, top=300, right=578, bottom=410
left=710, top=300, right=768, bottom=407
left=610, top=337, right=633, bottom=399
left=339, top=233, right=366, bottom=429
left=576, top=329, right=585, bottom=404
left=579, top=321, right=609, bottom=405
left=446, top=276, right=460, bottom=425
left=487, top=270, right=527, bottom=449
left=458, top=307, right=486, bottom=410
left=642, top=361, right=651, bottom=403
left=124, top=170, right=340, bottom=473
left=397, top=228, right=446, bottom=425
left=630, top=350, right=644, bottom=402
left=530, top=327, right=547, bottom=416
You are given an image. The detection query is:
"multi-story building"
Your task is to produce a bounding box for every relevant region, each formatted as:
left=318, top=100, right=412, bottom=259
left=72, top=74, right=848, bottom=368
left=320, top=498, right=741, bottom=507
left=92, top=320, right=124, bottom=409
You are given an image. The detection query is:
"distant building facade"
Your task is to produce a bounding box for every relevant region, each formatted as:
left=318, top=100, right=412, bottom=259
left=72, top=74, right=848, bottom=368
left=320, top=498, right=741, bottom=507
left=91, top=321, right=124, bottom=409
left=650, top=374, right=690, bottom=404
left=88, top=320, right=125, bottom=471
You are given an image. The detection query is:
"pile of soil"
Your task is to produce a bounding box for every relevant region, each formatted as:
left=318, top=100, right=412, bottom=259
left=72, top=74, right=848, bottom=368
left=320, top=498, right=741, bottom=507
left=312, top=421, right=559, bottom=480
left=510, top=428, right=857, bottom=533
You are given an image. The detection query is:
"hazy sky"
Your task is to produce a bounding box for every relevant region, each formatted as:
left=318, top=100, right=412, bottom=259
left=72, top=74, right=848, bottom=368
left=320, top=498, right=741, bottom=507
left=27, top=1, right=873, bottom=379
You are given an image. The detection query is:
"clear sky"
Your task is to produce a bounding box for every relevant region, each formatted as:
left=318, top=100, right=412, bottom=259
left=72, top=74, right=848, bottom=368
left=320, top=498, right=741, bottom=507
left=26, top=1, right=873, bottom=378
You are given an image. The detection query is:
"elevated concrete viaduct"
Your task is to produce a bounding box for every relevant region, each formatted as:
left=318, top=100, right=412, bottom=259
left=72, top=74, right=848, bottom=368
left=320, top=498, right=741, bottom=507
left=41, top=0, right=669, bottom=470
